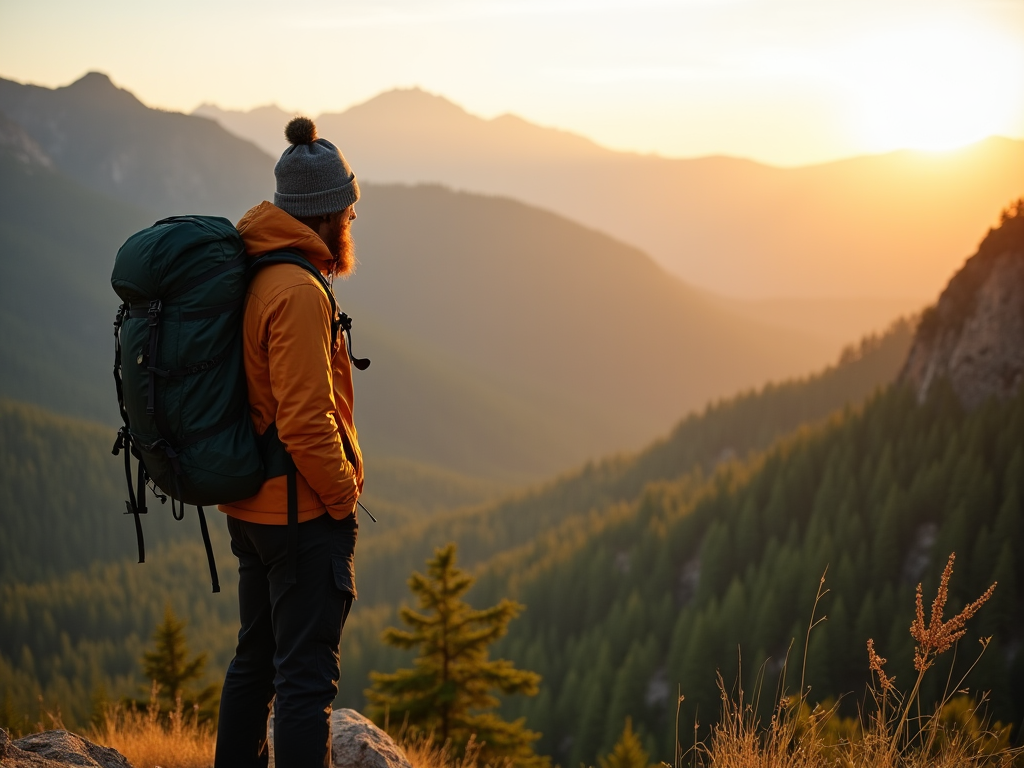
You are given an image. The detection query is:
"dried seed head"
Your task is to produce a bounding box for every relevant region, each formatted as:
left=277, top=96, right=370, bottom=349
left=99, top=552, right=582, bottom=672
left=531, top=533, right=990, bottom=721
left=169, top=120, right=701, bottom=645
left=910, top=552, right=996, bottom=671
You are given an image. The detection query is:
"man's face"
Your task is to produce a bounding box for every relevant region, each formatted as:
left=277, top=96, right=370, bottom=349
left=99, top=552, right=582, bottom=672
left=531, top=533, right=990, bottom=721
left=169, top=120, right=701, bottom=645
left=320, top=206, right=357, bottom=277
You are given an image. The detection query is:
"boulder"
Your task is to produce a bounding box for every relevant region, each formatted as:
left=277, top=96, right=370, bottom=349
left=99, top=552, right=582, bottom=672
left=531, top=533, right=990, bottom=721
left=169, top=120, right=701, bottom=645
left=267, top=709, right=412, bottom=768
left=0, top=728, right=132, bottom=768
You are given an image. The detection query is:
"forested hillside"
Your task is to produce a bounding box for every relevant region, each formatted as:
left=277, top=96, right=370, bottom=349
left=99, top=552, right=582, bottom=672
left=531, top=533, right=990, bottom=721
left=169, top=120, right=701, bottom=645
left=0, top=398, right=504, bottom=729
left=489, top=380, right=1024, bottom=767
left=0, top=317, right=911, bottom=733
left=0, top=400, right=189, bottom=583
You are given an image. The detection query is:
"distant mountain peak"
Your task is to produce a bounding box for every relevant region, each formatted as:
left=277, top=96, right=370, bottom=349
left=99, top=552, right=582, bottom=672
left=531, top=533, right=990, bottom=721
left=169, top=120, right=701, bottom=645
left=194, top=102, right=291, bottom=119
left=66, top=71, right=116, bottom=90
left=902, top=201, right=1024, bottom=408
left=58, top=71, right=144, bottom=110
left=340, top=86, right=475, bottom=123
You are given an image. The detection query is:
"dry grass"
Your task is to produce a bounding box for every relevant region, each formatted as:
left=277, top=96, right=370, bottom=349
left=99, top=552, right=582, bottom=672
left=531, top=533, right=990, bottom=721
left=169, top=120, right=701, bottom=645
left=61, top=552, right=1018, bottom=768
left=677, top=553, right=1016, bottom=768
left=90, top=687, right=215, bottom=768
left=395, top=726, right=515, bottom=768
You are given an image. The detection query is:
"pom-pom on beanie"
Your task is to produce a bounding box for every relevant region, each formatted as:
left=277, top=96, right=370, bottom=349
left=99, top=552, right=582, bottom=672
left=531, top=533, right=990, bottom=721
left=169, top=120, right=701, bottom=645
left=274, top=117, right=359, bottom=217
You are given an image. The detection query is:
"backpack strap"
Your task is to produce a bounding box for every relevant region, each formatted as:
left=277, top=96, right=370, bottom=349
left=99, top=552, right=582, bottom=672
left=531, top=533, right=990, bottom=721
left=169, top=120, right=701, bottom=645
left=251, top=251, right=371, bottom=370
left=112, top=304, right=148, bottom=565
left=197, top=506, right=220, bottom=593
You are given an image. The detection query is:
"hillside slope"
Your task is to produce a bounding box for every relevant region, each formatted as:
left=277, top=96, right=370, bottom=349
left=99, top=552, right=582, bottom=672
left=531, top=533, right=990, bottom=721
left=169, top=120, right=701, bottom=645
left=355, top=318, right=914, bottom=604
left=199, top=89, right=1024, bottom=306
left=346, top=184, right=835, bottom=461
left=0, top=126, right=152, bottom=424
left=492, top=380, right=1024, bottom=767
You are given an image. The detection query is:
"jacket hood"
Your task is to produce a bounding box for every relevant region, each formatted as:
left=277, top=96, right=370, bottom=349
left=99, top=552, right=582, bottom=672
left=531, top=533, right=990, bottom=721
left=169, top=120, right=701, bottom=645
left=236, top=201, right=335, bottom=274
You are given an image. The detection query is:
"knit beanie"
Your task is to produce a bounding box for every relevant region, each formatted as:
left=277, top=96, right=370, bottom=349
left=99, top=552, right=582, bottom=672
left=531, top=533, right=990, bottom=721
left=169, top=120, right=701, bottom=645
left=274, top=117, right=359, bottom=217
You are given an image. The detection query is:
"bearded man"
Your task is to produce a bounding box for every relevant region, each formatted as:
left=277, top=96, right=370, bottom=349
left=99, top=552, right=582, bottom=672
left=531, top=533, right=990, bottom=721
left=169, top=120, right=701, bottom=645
left=215, top=116, right=363, bottom=768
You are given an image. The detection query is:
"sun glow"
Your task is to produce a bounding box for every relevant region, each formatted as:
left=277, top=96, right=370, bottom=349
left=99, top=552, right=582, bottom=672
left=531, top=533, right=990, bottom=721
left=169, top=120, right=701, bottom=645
left=840, top=22, right=1024, bottom=152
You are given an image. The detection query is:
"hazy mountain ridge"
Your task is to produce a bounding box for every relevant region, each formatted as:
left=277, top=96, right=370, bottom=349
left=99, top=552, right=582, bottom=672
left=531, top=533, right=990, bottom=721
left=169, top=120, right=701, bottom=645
left=195, top=88, right=607, bottom=160
left=0, top=75, right=852, bottom=478
left=344, top=183, right=837, bottom=461
left=198, top=87, right=1024, bottom=310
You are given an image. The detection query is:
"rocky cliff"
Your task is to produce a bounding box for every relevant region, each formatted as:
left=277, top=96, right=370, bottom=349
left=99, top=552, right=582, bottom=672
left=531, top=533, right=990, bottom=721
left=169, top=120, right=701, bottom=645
left=901, top=200, right=1024, bottom=408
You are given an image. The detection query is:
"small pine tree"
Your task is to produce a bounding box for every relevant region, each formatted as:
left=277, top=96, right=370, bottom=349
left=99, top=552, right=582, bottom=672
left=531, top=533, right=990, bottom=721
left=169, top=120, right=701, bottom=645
left=141, top=605, right=218, bottom=718
left=599, top=718, right=655, bottom=768
left=365, top=543, right=548, bottom=767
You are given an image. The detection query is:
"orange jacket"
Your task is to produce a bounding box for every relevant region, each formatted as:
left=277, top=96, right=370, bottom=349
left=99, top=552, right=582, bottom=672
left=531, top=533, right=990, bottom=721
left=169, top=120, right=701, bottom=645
left=219, top=202, right=363, bottom=525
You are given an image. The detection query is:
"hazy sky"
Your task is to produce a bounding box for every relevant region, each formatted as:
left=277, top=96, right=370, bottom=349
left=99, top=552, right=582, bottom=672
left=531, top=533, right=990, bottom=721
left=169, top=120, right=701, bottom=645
left=1, top=0, right=1022, bottom=165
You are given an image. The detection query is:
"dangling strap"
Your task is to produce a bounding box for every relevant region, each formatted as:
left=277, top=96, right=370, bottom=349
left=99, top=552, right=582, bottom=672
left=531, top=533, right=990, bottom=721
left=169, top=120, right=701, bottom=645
left=112, top=305, right=131, bottom=426
left=286, top=464, right=298, bottom=585
left=113, top=305, right=148, bottom=562
left=112, top=427, right=147, bottom=563
left=337, top=312, right=371, bottom=370
left=196, top=506, right=220, bottom=593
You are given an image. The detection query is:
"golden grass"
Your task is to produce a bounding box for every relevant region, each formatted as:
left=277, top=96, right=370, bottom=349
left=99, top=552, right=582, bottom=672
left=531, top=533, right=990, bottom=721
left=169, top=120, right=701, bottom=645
left=90, top=690, right=215, bottom=768
left=398, top=730, right=514, bottom=768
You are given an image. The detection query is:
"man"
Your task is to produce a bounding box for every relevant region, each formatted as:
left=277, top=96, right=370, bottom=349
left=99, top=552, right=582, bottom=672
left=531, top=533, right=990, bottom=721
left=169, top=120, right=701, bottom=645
left=215, top=116, right=363, bottom=768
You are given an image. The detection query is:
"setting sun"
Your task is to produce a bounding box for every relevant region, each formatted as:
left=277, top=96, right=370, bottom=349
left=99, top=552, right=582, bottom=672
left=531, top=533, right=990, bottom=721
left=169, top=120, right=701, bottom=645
left=843, top=21, right=1024, bottom=152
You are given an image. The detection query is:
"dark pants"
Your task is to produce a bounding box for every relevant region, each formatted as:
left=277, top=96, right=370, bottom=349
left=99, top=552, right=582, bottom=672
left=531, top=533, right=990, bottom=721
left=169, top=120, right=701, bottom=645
left=215, top=512, right=357, bottom=768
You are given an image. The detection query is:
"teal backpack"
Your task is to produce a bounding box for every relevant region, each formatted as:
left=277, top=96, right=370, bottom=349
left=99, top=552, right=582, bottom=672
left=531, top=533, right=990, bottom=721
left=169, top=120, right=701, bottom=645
left=111, top=215, right=369, bottom=592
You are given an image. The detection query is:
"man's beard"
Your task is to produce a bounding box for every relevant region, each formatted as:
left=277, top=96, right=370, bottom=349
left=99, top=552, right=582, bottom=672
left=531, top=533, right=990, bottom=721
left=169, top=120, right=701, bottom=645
left=329, top=219, right=356, bottom=277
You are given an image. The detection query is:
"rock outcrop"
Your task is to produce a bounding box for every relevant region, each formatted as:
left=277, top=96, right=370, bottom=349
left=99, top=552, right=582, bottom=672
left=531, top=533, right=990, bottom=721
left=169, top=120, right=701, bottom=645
left=901, top=203, right=1024, bottom=408
left=268, top=709, right=412, bottom=768
left=0, top=728, right=131, bottom=768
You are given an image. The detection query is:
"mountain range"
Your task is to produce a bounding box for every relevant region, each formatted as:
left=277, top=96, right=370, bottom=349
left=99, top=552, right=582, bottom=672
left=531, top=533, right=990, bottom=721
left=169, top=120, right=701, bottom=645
left=0, top=73, right=852, bottom=479
left=195, top=89, right=1024, bottom=312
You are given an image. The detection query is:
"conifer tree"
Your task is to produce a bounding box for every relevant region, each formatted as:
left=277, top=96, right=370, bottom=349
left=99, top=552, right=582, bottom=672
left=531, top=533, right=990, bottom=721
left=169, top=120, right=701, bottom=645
left=365, top=543, right=548, bottom=767
left=599, top=718, right=656, bottom=768
left=141, top=605, right=217, bottom=716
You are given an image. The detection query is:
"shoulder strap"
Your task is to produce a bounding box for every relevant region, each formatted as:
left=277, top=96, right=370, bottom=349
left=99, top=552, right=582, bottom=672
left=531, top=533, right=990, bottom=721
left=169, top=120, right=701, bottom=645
left=251, top=250, right=370, bottom=370
left=252, top=249, right=338, bottom=315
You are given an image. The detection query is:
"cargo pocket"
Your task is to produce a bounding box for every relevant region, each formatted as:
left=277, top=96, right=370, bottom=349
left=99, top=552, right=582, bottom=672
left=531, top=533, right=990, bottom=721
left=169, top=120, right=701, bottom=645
left=332, top=554, right=357, bottom=602
left=315, top=555, right=355, bottom=682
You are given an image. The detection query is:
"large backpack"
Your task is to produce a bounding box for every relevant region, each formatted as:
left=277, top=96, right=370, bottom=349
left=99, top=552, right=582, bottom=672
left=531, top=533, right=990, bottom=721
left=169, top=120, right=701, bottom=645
left=111, top=215, right=369, bottom=592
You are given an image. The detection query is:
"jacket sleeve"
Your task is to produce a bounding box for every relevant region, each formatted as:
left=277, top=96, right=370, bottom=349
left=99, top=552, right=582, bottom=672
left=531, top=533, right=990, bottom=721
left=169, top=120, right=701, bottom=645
left=264, top=281, right=358, bottom=518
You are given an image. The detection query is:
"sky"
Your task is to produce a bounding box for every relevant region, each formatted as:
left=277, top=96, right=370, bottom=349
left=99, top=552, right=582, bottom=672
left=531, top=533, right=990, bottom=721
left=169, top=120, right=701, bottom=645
left=1, top=0, right=1022, bottom=166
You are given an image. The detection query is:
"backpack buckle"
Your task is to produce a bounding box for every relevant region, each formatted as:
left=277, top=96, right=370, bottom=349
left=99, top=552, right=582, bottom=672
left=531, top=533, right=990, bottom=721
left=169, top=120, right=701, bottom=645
left=147, top=299, right=162, bottom=325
